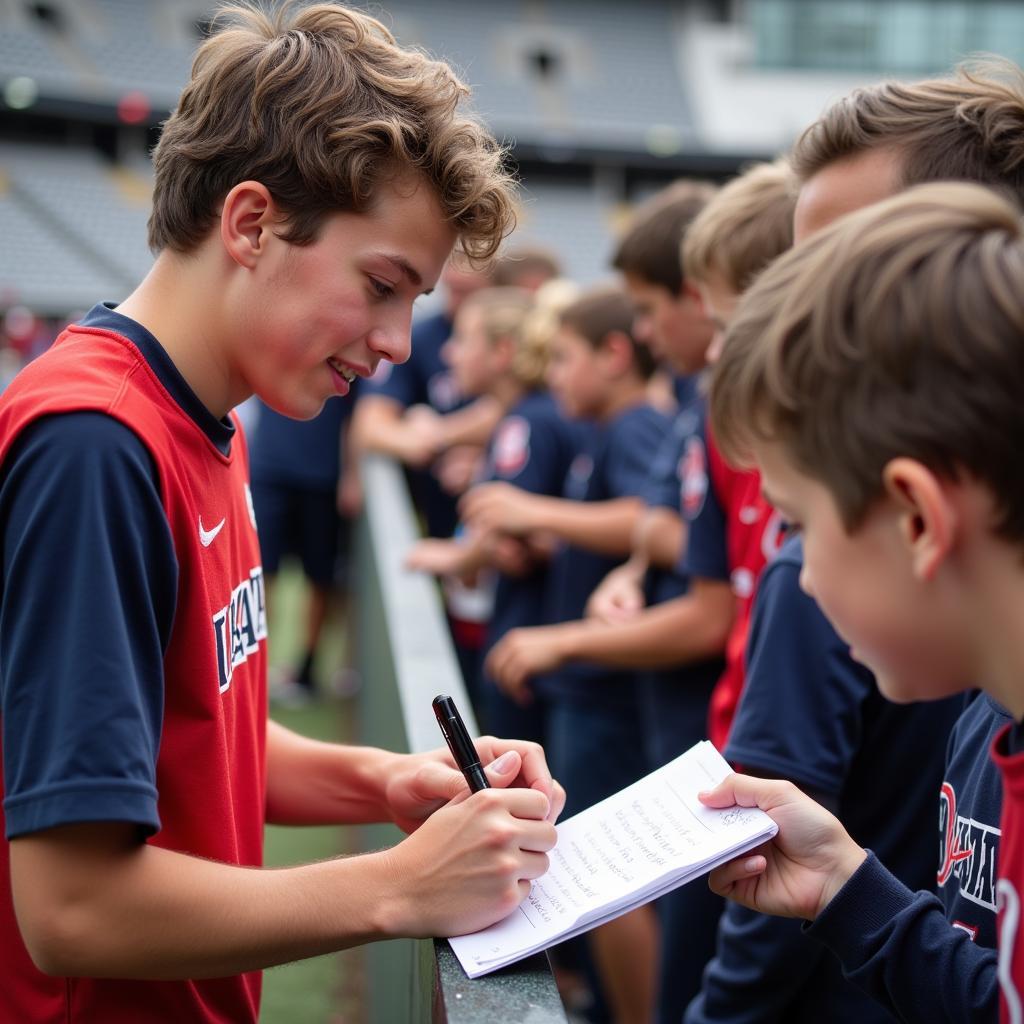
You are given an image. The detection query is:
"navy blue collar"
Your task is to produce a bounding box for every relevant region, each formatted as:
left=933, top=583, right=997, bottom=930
left=80, top=303, right=235, bottom=457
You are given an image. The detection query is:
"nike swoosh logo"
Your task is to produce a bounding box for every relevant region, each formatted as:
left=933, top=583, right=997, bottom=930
left=198, top=516, right=226, bottom=547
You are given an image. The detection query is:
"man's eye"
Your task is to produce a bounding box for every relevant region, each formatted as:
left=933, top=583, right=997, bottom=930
left=370, top=278, right=395, bottom=299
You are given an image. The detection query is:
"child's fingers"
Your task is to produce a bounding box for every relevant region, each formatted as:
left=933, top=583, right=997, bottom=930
left=707, top=853, right=767, bottom=896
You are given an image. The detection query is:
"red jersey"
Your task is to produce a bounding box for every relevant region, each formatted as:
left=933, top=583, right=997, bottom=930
left=0, top=322, right=268, bottom=1022
left=686, top=428, right=784, bottom=750
left=992, top=724, right=1024, bottom=1024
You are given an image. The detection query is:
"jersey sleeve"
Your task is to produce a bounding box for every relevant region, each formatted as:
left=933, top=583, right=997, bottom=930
left=725, top=540, right=873, bottom=796
left=806, top=852, right=998, bottom=1022
left=685, top=904, right=830, bottom=1024
left=1, top=413, right=178, bottom=839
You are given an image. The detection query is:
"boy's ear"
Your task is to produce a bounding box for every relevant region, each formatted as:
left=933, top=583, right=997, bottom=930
left=220, top=181, right=278, bottom=269
left=881, top=457, right=956, bottom=581
left=598, top=330, right=635, bottom=376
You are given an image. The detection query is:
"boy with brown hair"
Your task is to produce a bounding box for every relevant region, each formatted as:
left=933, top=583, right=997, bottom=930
left=701, top=183, right=1020, bottom=1023
left=682, top=164, right=961, bottom=1024
left=0, top=5, right=564, bottom=1021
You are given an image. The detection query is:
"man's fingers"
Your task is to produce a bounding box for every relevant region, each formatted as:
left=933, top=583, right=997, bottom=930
left=706, top=852, right=768, bottom=897
left=483, top=750, right=522, bottom=789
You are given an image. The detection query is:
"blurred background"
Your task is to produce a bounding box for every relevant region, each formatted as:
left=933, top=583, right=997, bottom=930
left=6, top=0, right=1024, bottom=348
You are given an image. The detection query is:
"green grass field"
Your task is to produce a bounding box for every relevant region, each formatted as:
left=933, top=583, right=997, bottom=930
left=260, top=564, right=364, bottom=1024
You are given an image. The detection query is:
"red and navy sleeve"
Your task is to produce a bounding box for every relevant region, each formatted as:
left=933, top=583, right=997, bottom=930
left=1, top=412, right=177, bottom=840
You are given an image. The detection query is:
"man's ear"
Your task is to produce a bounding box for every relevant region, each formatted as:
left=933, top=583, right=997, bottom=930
left=220, top=181, right=277, bottom=270
left=881, top=457, right=956, bottom=581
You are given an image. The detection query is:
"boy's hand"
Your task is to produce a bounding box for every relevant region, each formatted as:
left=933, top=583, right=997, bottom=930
left=461, top=482, right=540, bottom=536
left=586, top=560, right=648, bottom=623
left=486, top=624, right=578, bottom=704
left=405, top=538, right=467, bottom=577
left=385, top=739, right=566, bottom=833
left=436, top=444, right=483, bottom=496
left=700, top=774, right=868, bottom=921
left=380, top=784, right=557, bottom=938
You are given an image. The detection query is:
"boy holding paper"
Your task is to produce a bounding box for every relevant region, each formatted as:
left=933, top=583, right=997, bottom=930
left=701, top=182, right=1022, bottom=1022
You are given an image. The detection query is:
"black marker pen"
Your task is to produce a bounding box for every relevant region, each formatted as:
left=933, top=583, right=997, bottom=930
left=432, top=694, right=490, bottom=793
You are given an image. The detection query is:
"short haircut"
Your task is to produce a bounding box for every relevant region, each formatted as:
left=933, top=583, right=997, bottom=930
left=491, top=245, right=562, bottom=288
left=150, top=2, right=516, bottom=259
left=791, top=57, right=1024, bottom=202
left=560, top=285, right=657, bottom=380
left=682, top=159, right=797, bottom=293
left=611, top=180, right=717, bottom=295
left=710, top=182, right=1024, bottom=543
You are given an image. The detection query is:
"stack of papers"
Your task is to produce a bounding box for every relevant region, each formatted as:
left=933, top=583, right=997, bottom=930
left=449, top=741, right=776, bottom=978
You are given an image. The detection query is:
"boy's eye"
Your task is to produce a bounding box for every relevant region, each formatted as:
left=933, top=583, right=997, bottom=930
left=369, top=278, right=395, bottom=299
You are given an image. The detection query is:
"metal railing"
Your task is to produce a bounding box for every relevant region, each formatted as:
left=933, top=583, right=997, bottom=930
left=356, top=454, right=568, bottom=1024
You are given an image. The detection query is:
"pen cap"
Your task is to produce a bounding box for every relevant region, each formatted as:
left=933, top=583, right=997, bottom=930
left=432, top=694, right=481, bottom=767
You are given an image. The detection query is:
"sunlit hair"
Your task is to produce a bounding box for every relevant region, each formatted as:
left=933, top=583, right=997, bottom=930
left=682, top=159, right=797, bottom=293
left=611, top=180, right=717, bottom=295
left=560, top=285, right=657, bottom=380
left=458, top=286, right=541, bottom=387
left=150, top=2, right=516, bottom=259
left=515, top=278, right=579, bottom=388
left=710, top=182, right=1024, bottom=542
left=792, top=57, right=1024, bottom=202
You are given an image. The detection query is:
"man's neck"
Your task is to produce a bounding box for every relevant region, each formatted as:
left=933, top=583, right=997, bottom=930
left=116, top=249, right=240, bottom=420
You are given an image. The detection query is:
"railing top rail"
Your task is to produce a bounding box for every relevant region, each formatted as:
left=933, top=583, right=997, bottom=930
left=360, top=454, right=568, bottom=1024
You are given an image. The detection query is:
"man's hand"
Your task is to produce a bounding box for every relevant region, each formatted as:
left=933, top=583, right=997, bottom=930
left=384, top=738, right=566, bottom=833
left=486, top=624, right=580, bottom=705
left=585, top=559, right=648, bottom=623
left=381, top=784, right=558, bottom=938
left=460, top=482, right=541, bottom=536
left=700, top=774, right=868, bottom=921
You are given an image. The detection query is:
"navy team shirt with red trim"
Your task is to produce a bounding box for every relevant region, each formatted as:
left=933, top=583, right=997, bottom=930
left=481, top=391, right=592, bottom=658
left=635, top=377, right=722, bottom=770
left=686, top=535, right=961, bottom=1024
left=679, top=417, right=785, bottom=750
left=361, top=310, right=466, bottom=538
left=535, top=401, right=669, bottom=705
left=0, top=303, right=268, bottom=1023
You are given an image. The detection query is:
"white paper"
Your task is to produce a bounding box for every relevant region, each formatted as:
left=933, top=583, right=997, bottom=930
left=449, top=741, right=776, bottom=977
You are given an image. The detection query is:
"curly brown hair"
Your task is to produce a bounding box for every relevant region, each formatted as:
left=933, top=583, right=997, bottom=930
left=149, top=2, right=517, bottom=260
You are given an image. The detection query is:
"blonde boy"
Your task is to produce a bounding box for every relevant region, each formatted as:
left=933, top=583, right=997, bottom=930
left=0, top=6, right=563, bottom=1021
left=702, top=183, right=1023, bottom=1023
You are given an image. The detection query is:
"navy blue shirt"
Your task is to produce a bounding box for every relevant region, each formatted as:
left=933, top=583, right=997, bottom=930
left=686, top=535, right=961, bottom=1024
left=1, top=304, right=231, bottom=840
left=481, top=392, right=592, bottom=656
left=536, top=401, right=669, bottom=704
left=678, top=413, right=729, bottom=583
left=249, top=395, right=351, bottom=492
left=634, top=382, right=723, bottom=769
left=362, top=311, right=466, bottom=538
left=937, top=689, right=1009, bottom=948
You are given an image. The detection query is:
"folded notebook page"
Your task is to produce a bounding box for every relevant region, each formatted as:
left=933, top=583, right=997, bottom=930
left=449, top=740, right=776, bottom=978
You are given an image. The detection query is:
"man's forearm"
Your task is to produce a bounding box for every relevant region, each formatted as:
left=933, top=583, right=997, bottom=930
left=265, top=720, right=397, bottom=826
left=12, top=822, right=397, bottom=980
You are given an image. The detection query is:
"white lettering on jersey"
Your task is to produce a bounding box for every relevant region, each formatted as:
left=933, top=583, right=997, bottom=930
left=212, top=566, right=267, bottom=694
left=937, top=781, right=1001, bottom=911
left=998, top=879, right=1023, bottom=1024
